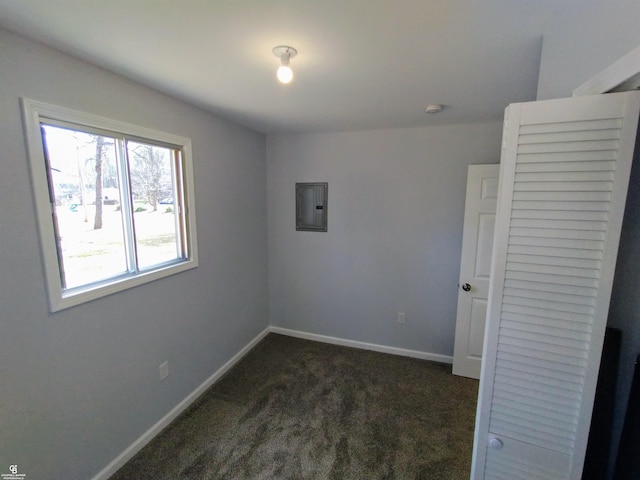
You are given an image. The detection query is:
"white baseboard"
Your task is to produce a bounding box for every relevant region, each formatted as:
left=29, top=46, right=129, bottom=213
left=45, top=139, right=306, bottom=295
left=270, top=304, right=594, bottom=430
left=89, top=327, right=271, bottom=480
left=268, top=326, right=453, bottom=364
left=91, top=326, right=450, bottom=479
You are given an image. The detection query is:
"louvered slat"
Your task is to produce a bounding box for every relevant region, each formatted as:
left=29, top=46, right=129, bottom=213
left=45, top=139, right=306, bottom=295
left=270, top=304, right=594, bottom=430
left=518, top=139, right=619, bottom=154
left=518, top=118, right=622, bottom=134
left=517, top=150, right=618, bottom=163
left=507, top=244, right=603, bottom=260
left=515, top=171, right=614, bottom=183
left=506, top=253, right=601, bottom=270
left=517, top=129, right=620, bottom=145
left=509, top=218, right=607, bottom=231
left=503, top=278, right=598, bottom=297
left=516, top=160, right=616, bottom=173
left=508, top=235, right=604, bottom=251
left=504, top=270, right=599, bottom=289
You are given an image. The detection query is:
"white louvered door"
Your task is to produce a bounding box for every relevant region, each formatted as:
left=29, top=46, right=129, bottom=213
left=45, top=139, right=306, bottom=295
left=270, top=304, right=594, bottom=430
left=471, top=91, right=640, bottom=480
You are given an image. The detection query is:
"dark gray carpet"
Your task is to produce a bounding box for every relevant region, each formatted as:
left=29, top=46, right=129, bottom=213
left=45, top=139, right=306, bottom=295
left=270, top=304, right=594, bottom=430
left=109, top=334, right=479, bottom=480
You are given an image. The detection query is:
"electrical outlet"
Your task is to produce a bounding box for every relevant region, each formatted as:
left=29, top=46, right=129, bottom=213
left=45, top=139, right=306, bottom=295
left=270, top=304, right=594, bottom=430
left=159, top=360, right=169, bottom=380
left=397, top=312, right=406, bottom=324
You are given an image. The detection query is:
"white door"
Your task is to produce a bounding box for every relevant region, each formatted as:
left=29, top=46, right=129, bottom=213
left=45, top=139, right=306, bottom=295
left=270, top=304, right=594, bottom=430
left=472, top=91, right=640, bottom=480
left=453, top=164, right=499, bottom=379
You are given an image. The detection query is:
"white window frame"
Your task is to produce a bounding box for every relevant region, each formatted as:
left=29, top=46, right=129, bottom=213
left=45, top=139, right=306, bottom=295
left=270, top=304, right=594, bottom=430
left=22, top=98, right=199, bottom=312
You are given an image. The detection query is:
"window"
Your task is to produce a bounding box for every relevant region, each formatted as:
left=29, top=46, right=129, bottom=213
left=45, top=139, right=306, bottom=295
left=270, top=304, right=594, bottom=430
left=22, top=99, right=198, bottom=311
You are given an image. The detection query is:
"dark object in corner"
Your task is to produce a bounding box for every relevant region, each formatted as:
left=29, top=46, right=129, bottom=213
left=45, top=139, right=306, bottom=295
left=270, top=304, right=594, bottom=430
left=614, top=352, right=640, bottom=480
left=582, top=327, right=621, bottom=480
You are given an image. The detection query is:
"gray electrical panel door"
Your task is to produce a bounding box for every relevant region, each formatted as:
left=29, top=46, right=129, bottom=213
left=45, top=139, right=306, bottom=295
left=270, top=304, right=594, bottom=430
left=296, top=183, right=327, bottom=231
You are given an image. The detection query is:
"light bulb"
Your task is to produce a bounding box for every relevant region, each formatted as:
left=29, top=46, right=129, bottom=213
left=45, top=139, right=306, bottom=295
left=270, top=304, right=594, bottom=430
left=277, top=65, right=293, bottom=84
left=272, top=45, right=297, bottom=85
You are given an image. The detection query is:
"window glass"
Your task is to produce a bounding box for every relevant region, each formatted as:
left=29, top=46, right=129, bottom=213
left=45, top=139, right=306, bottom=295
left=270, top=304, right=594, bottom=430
left=127, top=140, right=181, bottom=269
left=42, top=125, right=128, bottom=288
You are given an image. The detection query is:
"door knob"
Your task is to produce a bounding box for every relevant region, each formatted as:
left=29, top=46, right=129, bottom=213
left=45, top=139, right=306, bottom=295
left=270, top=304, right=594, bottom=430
left=489, top=437, right=503, bottom=450
left=462, top=283, right=471, bottom=292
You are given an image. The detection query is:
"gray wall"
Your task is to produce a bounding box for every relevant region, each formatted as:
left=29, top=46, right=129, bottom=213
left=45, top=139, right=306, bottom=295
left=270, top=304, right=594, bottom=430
left=0, top=29, right=268, bottom=479
left=536, top=1, right=640, bottom=100
left=267, top=123, right=502, bottom=356
left=537, top=8, right=640, bottom=478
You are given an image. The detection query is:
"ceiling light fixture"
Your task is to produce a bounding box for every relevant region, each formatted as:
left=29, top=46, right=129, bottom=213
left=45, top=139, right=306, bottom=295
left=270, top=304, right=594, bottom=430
left=425, top=104, right=444, bottom=114
left=273, top=45, right=297, bottom=84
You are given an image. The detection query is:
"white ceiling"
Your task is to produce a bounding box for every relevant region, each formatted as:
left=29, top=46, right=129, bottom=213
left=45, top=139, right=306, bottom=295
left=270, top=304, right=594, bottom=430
left=0, top=1, right=579, bottom=134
